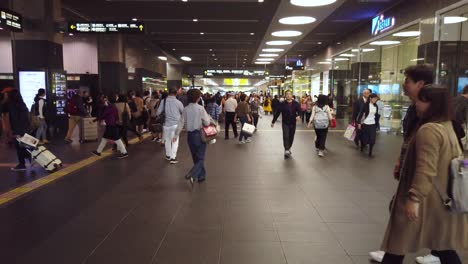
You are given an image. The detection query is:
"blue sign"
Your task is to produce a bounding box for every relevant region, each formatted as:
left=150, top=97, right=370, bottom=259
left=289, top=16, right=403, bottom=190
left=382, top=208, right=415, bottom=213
left=372, top=14, right=395, bottom=36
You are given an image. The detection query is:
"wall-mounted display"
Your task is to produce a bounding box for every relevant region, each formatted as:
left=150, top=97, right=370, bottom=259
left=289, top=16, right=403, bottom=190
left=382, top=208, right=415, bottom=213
left=51, top=72, right=67, bottom=115
left=19, top=71, right=46, bottom=110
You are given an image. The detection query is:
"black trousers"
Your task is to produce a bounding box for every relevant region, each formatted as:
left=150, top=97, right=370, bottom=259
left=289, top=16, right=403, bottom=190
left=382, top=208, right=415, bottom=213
left=225, top=112, right=238, bottom=138
left=15, top=140, right=29, bottom=165
left=314, top=128, right=328, bottom=150
left=119, top=125, right=141, bottom=146
left=252, top=114, right=259, bottom=128
left=361, top=124, right=377, bottom=146
left=382, top=250, right=461, bottom=264
left=282, top=123, right=296, bottom=151
left=305, top=112, right=312, bottom=124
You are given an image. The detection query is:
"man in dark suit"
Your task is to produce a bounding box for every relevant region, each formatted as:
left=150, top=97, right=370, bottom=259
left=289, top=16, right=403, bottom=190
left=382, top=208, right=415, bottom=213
left=351, top=89, right=371, bottom=147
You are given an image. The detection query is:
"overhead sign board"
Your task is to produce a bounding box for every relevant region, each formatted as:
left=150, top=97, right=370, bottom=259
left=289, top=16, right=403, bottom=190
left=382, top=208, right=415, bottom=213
left=371, top=14, right=395, bottom=36
left=203, top=69, right=269, bottom=78
left=0, top=8, right=22, bottom=32
left=285, top=60, right=305, bottom=71
left=68, top=22, right=145, bottom=33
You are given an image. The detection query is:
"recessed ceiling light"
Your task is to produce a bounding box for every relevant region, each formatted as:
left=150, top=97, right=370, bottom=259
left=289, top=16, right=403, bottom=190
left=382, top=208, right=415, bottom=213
left=339, top=53, right=355, bottom=57
left=257, top=58, right=275, bottom=61
left=444, top=16, right=468, bottom=24
left=392, top=31, right=421, bottom=37
left=158, top=56, right=167, bottom=61
left=193, top=18, right=198, bottom=22
left=262, top=48, right=284, bottom=52
left=318, top=62, right=332, bottom=64
left=132, top=18, right=138, bottom=21
left=266, top=40, right=292, bottom=46
left=298, top=55, right=302, bottom=57
left=200, top=32, right=205, bottom=35
left=182, top=0, right=188, bottom=2
left=258, top=0, right=264, bottom=2
left=212, top=54, right=216, bottom=56
left=218, top=65, right=221, bottom=67
left=250, top=33, right=255, bottom=35
left=243, top=58, right=247, bottom=61
left=180, top=56, right=192, bottom=61
left=259, top=53, right=279, bottom=57
left=337, top=42, right=341, bottom=45
left=255, top=61, right=271, bottom=64
left=370, top=40, right=401, bottom=46
left=214, top=58, right=218, bottom=61
left=291, top=0, right=336, bottom=7
left=279, top=16, right=316, bottom=25
left=68, top=33, right=74, bottom=36
left=172, top=48, right=176, bottom=51
left=317, top=42, right=322, bottom=45
left=272, top=30, right=302, bottom=37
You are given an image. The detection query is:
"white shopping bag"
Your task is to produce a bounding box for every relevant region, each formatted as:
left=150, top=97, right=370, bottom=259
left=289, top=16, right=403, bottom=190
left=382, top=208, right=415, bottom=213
left=242, top=123, right=256, bottom=136
left=344, top=124, right=356, bottom=141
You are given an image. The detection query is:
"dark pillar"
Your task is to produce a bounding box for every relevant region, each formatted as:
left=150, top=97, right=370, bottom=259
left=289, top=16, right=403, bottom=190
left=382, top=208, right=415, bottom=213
left=98, top=35, right=127, bottom=97
left=167, top=63, right=183, bottom=90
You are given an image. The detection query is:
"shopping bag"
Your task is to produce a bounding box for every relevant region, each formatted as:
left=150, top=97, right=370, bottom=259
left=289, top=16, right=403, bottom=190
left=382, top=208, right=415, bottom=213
left=330, top=118, right=337, bottom=128
left=344, top=124, right=356, bottom=141
left=242, top=123, right=256, bottom=136
left=201, top=124, right=218, bottom=143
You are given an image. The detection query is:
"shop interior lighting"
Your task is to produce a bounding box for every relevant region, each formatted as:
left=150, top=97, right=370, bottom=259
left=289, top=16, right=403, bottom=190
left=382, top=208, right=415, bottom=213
left=279, top=16, right=316, bottom=25
left=351, top=49, right=359, bottom=52
left=257, top=58, right=275, bottom=61
left=193, top=18, right=198, bottom=22
left=180, top=56, right=192, bottom=61
left=411, top=58, right=425, bottom=62
left=258, top=0, right=264, bottom=2
left=259, top=54, right=279, bottom=57
left=444, top=16, right=468, bottom=24
left=266, top=40, right=292, bottom=46
left=392, top=31, right=421, bottom=37
left=158, top=56, right=167, bottom=61
left=262, top=48, right=284, bottom=52
left=339, top=53, right=355, bottom=57
left=333, top=58, right=349, bottom=61
left=68, top=33, right=74, bottom=36
left=255, top=61, right=271, bottom=64
left=318, top=62, right=332, bottom=64
left=362, top=48, right=375, bottom=52
left=291, top=0, right=336, bottom=6
left=271, top=30, right=303, bottom=37
left=370, top=40, right=401, bottom=46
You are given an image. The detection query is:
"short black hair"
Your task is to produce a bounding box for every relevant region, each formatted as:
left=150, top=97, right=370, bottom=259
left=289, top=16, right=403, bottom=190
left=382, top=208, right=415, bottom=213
left=169, top=87, right=178, bottom=95
left=240, top=94, right=247, bottom=102
left=404, top=64, right=434, bottom=85
left=187, top=89, right=201, bottom=103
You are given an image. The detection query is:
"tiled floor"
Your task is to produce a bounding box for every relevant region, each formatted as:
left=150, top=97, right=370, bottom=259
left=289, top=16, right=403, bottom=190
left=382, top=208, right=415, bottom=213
left=0, top=116, right=466, bottom=264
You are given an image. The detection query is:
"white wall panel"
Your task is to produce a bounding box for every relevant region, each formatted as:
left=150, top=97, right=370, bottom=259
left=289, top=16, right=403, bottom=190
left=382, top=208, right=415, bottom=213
left=0, top=37, right=13, bottom=73
left=63, top=37, right=98, bottom=74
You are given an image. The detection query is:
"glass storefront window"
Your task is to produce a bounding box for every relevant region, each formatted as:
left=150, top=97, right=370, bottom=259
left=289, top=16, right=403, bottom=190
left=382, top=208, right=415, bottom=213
left=331, top=49, right=357, bottom=118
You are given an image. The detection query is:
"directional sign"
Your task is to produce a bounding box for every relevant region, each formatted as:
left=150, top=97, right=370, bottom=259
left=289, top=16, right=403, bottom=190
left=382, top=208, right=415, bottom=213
left=68, top=22, right=145, bottom=34
left=0, top=8, right=22, bottom=32
left=204, top=69, right=269, bottom=78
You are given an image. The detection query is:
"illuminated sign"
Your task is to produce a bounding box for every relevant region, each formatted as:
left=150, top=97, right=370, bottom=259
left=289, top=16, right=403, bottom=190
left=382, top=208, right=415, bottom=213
left=68, top=22, right=145, bottom=33
left=223, top=79, right=250, bottom=86
left=204, top=69, right=268, bottom=78
left=372, top=14, right=395, bottom=36
left=0, top=8, right=22, bottom=32
left=285, top=60, right=305, bottom=71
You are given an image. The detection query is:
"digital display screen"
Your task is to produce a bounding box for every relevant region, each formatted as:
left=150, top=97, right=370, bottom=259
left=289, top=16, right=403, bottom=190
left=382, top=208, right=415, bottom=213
left=68, top=22, right=145, bottom=33
left=19, top=71, right=46, bottom=110
left=0, top=8, right=22, bottom=32
left=51, top=72, right=67, bottom=115
left=204, top=69, right=268, bottom=78
left=457, top=77, right=468, bottom=93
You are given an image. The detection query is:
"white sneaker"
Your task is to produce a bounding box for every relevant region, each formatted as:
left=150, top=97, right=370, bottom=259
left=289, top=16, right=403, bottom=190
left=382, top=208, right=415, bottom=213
left=415, top=254, right=441, bottom=264
left=245, top=138, right=252, bottom=143
left=369, top=251, right=385, bottom=263
left=318, top=150, right=324, bottom=157
left=238, top=140, right=245, bottom=144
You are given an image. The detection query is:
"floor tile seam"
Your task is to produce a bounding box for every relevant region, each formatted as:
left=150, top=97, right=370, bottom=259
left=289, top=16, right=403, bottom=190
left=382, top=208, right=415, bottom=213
left=0, top=134, right=151, bottom=208
left=216, top=197, right=229, bottom=264
left=266, top=197, right=290, bottom=264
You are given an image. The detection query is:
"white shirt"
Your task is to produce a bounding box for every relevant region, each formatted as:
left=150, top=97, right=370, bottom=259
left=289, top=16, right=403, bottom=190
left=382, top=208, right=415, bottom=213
left=363, top=103, right=377, bottom=125
left=224, top=97, right=238, bottom=112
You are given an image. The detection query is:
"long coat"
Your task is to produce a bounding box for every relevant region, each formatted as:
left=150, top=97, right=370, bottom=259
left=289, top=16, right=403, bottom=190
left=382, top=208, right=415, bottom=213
left=381, top=121, right=468, bottom=255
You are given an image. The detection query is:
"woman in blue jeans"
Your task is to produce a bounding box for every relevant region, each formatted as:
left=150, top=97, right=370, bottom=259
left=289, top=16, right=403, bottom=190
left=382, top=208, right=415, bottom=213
left=174, top=89, right=212, bottom=183
left=235, top=94, right=252, bottom=144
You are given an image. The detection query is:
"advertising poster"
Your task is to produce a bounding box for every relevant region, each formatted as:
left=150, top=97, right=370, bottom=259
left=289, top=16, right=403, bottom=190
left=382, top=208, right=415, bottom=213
left=19, top=71, right=46, bottom=110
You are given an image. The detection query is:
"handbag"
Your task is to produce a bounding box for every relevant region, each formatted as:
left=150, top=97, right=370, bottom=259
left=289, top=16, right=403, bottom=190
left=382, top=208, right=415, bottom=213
left=301, top=103, right=307, bottom=112
left=330, top=118, right=337, bottom=128
left=201, top=124, right=218, bottom=143
left=344, top=124, right=356, bottom=141
left=155, top=99, right=166, bottom=126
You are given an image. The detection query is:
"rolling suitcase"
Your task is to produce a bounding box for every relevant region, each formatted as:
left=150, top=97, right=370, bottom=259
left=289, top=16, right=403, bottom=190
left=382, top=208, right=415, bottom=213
left=80, top=117, right=98, bottom=143
left=30, top=146, right=63, bottom=172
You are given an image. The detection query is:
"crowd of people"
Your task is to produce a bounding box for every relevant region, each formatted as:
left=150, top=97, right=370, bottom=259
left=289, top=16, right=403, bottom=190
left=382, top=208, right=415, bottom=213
left=0, top=63, right=467, bottom=263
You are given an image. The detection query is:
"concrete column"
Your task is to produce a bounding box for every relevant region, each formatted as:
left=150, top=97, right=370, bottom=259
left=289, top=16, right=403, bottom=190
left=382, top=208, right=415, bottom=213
left=98, top=35, right=127, bottom=96
left=167, top=63, right=183, bottom=90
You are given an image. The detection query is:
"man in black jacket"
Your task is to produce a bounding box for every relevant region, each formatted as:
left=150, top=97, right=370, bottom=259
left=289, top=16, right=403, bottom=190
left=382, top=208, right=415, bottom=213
left=271, top=90, right=301, bottom=158
left=271, top=95, right=280, bottom=116
left=351, top=89, right=371, bottom=147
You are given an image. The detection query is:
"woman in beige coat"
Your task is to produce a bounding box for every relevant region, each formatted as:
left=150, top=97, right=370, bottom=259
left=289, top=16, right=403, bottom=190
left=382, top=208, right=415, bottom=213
left=381, top=86, right=468, bottom=264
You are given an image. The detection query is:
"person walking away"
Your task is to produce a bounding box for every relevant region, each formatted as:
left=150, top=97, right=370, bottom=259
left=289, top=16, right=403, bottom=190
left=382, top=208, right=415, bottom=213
left=305, top=96, right=313, bottom=124
left=352, top=89, right=371, bottom=148
left=206, top=97, right=220, bottom=123
left=157, top=87, right=184, bottom=164
left=235, top=94, right=252, bottom=144
left=4, top=90, right=31, bottom=171
left=263, top=96, right=272, bottom=115
left=174, top=89, right=212, bottom=183
left=250, top=96, right=261, bottom=129
left=356, top=93, right=379, bottom=157
left=92, top=97, right=128, bottom=159
left=380, top=86, right=468, bottom=264
left=224, top=92, right=238, bottom=140
left=307, top=95, right=333, bottom=157
left=114, top=94, right=133, bottom=147
left=64, top=91, right=87, bottom=143
left=272, top=95, right=280, bottom=116
left=271, top=90, right=301, bottom=158
left=33, top=88, right=49, bottom=144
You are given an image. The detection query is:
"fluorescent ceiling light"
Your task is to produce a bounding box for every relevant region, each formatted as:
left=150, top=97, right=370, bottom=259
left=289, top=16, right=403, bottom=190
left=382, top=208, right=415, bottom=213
left=279, top=16, right=316, bottom=25
left=132, top=18, right=138, bottom=21
left=271, top=30, right=302, bottom=37
left=393, top=31, right=421, bottom=37
left=258, top=0, right=264, bottom=2
left=291, top=0, right=336, bottom=7
left=411, top=58, right=425, bottom=62
left=444, top=16, right=468, bottom=24
left=255, top=62, right=271, bottom=64
left=180, top=56, right=192, bottom=61
left=362, top=48, right=375, bottom=52
left=200, top=32, right=204, bottom=35
left=318, top=62, right=332, bottom=64
left=158, top=56, right=167, bottom=61
left=250, top=33, right=255, bottom=35
left=262, top=48, right=284, bottom=52
left=370, top=40, right=401, bottom=46
left=351, top=49, right=359, bottom=52
left=339, top=53, right=355, bottom=57
left=193, top=18, right=198, bottom=22
left=257, top=58, right=275, bottom=61
left=259, top=54, right=279, bottom=57
left=333, top=58, right=349, bottom=61
left=266, top=40, right=292, bottom=46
